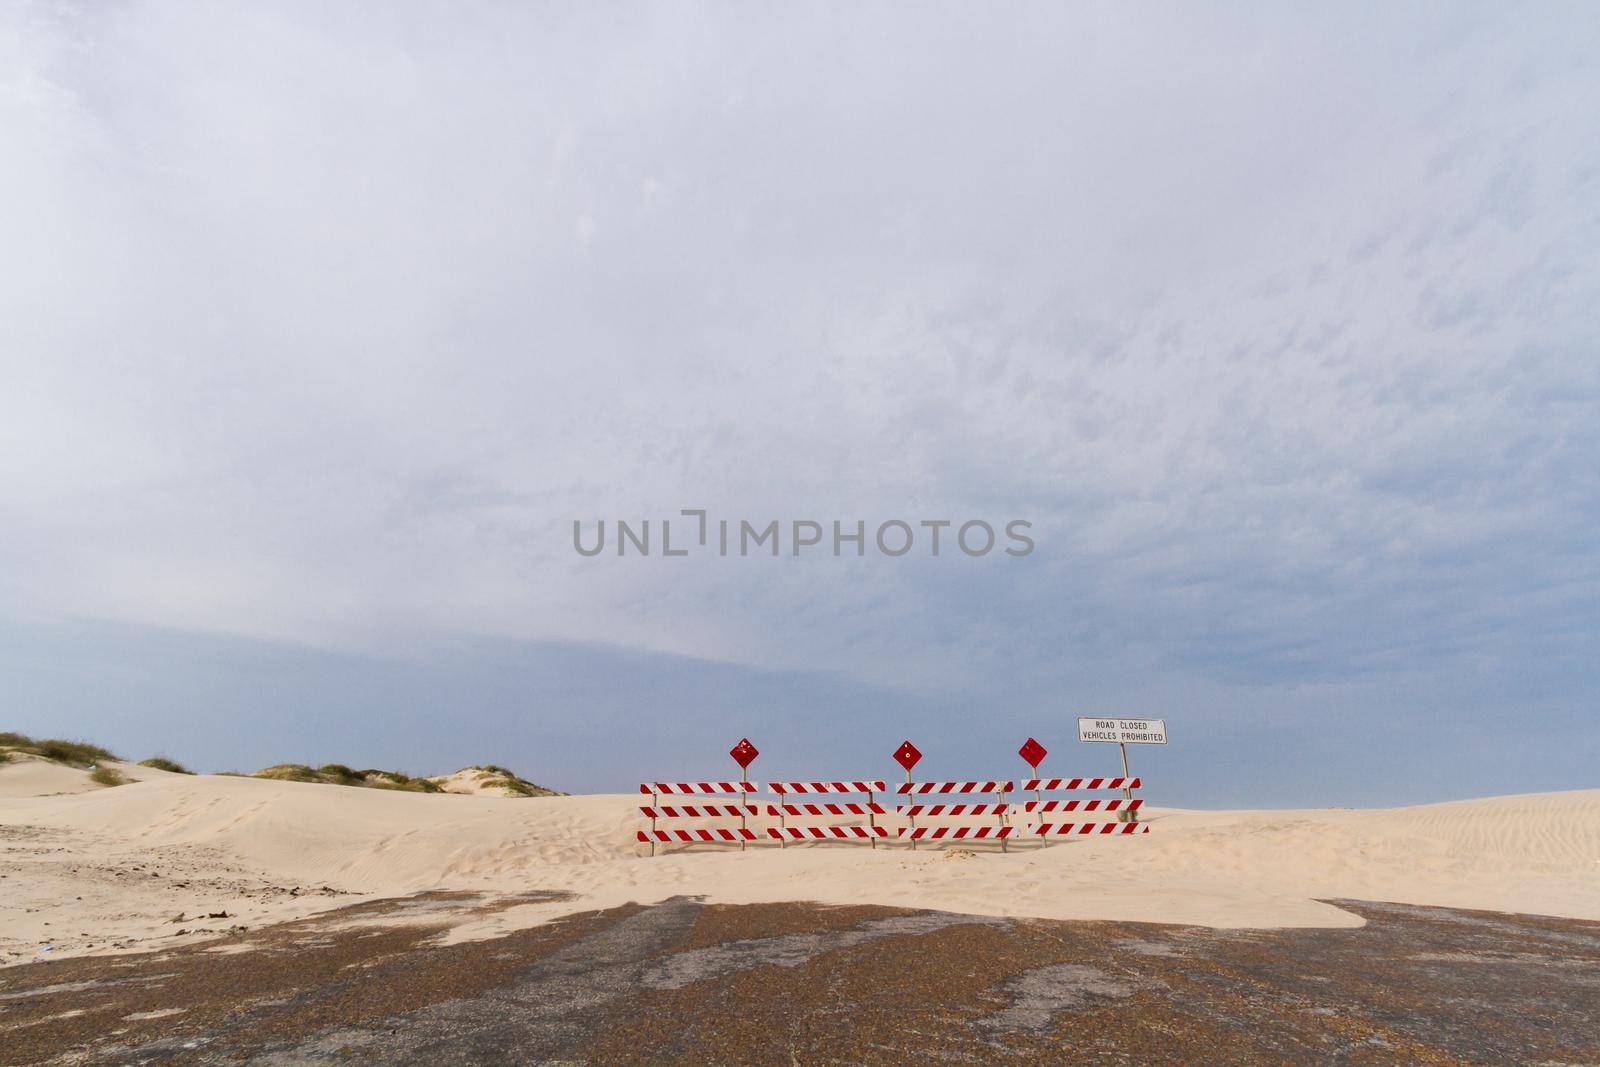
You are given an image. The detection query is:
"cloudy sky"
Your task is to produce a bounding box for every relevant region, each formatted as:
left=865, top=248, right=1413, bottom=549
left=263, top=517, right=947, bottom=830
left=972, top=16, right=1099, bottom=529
left=3, top=2, right=1596, bottom=803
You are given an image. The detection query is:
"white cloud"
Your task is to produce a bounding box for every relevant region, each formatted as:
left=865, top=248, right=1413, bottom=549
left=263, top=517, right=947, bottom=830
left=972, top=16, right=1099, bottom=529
left=1, top=1, right=1596, bottom=706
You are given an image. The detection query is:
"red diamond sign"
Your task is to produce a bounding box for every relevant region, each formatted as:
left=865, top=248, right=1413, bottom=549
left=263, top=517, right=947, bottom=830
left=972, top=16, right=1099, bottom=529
left=893, top=740, right=922, bottom=771
left=1019, top=737, right=1048, bottom=769
left=729, top=738, right=759, bottom=769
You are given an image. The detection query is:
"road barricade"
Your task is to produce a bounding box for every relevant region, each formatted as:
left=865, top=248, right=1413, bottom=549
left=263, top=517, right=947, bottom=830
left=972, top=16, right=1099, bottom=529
left=896, top=780, right=1015, bottom=848
left=1017, top=776, right=1148, bottom=836
left=637, top=781, right=760, bottom=854
left=633, top=772, right=1155, bottom=853
left=766, top=781, right=890, bottom=845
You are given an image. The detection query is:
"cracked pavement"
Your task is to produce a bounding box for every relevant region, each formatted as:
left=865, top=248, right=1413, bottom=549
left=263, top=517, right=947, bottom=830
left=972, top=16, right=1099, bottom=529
left=2, top=895, right=1597, bottom=1064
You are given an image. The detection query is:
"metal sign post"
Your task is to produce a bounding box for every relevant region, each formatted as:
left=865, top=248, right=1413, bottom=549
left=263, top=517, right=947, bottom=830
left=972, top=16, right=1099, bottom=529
left=894, top=740, right=922, bottom=850
left=906, top=765, right=912, bottom=848
left=998, top=783, right=1009, bottom=852
left=1018, top=737, right=1048, bottom=843
left=730, top=738, right=759, bottom=851
left=1118, top=740, right=1134, bottom=822
left=867, top=785, right=877, bottom=850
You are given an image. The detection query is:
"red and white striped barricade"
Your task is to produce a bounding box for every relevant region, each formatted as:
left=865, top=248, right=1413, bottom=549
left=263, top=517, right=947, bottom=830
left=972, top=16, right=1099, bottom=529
left=766, top=782, right=890, bottom=847
left=895, top=781, right=1016, bottom=850
left=1017, top=777, right=1149, bottom=838
left=638, top=781, right=761, bottom=855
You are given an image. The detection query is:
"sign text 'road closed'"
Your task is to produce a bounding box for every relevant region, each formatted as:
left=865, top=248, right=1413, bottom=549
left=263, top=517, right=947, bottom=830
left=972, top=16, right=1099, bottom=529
left=1077, top=717, right=1168, bottom=745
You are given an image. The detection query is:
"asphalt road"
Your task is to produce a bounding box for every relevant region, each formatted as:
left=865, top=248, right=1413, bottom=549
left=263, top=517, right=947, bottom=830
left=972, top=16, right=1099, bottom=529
left=3, top=893, right=1597, bottom=1064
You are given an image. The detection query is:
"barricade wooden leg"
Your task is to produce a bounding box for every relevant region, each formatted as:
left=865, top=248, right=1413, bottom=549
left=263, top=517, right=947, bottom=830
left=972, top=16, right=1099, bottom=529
left=906, top=769, right=915, bottom=850
left=1120, top=742, right=1138, bottom=824
left=999, top=788, right=1008, bottom=852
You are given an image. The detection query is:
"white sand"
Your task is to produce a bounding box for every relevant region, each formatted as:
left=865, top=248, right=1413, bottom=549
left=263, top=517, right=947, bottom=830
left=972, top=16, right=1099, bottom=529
left=0, top=755, right=118, bottom=798
left=2, top=763, right=1597, bottom=964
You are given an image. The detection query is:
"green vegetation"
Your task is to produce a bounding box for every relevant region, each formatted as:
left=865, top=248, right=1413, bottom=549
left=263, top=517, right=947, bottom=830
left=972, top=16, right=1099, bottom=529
left=368, top=777, right=443, bottom=793
left=253, top=763, right=443, bottom=792
left=253, top=763, right=324, bottom=782
left=316, top=763, right=363, bottom=784
left=138, top=757, right=194, bottom=774
left=246, top=762, right=560, bottom=796
left=498, top=775, right=537, bottom=797
left=2, top=730, right=559, bottom=797
left=0, top=732, right=120, bottom=767
left=463, top=765, right=561, bottom=797
left=360, top=769, right=443, bottom=793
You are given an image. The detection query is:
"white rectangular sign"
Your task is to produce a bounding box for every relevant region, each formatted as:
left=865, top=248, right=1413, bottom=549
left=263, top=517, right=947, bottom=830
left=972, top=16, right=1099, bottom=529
left=1077, top=717, right=1168, bottom=745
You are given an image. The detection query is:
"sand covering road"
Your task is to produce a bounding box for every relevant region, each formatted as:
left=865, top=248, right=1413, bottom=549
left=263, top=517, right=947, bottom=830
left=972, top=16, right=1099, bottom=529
left=2, top=761, right=1597, bottom=963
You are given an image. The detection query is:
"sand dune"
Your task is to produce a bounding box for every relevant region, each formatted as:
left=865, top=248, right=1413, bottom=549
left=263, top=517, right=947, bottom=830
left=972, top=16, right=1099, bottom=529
left=2, top=763, right=1597, bottom=964
left=0, top=755, right=117, bottom=798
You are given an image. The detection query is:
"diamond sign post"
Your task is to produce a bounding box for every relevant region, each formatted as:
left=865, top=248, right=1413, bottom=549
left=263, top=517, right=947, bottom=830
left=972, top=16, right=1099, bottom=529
left=893, top=740, right=922, bottom=848
left=893, top=740, right=921, bottom=776
left=730, top=738, right=759, bottom=848
left=730, top=737, right=759, bottom=769
left=1019, top=737, right=1048, bottom=805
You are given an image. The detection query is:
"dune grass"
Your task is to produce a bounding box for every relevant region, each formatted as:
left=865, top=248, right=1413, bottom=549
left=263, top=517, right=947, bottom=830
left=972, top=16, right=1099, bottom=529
left=0, top=731, right=120, bottom=767
left=253, top=763, right=324, bottom=783
left=453, top=765, right=560, bottom=797
left=252, top=763, right=443, bottom=792
left=138, top=757, right=194, bottom=774
left=3, top=729, right=557, bottom=796
left=359, top=769, right=443, bottom=793
left=247, top=762, right=558, bottom=795
left=316, top=763, right=364, bottom=785
left=496, top=775, right=538, bottom=797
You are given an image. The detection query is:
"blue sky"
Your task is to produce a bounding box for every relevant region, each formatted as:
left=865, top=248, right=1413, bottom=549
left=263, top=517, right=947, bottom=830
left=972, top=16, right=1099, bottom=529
left=2, top=3, right=1596, bottom=804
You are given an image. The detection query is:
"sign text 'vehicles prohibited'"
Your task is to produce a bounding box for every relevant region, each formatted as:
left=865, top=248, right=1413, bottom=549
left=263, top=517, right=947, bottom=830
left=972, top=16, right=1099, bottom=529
left=1077, top=718, right=1168, bottom=745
